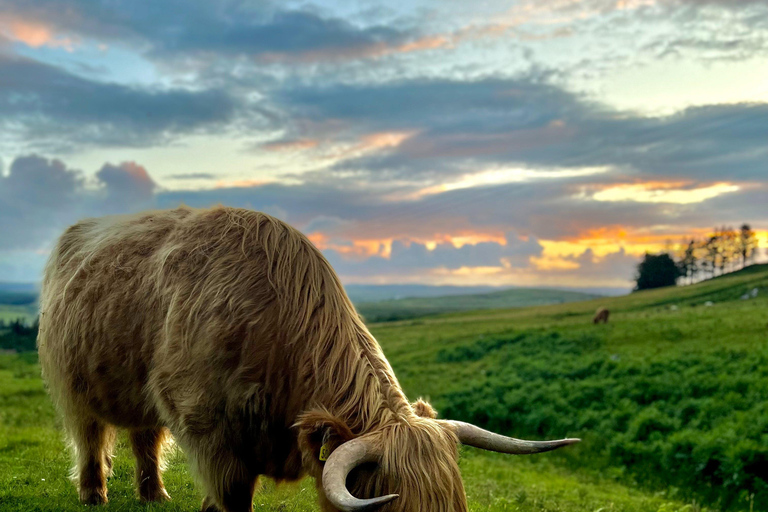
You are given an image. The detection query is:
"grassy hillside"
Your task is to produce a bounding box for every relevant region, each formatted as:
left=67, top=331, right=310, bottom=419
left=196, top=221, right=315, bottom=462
left=357, top=287, right=603, bottom=322
left=373, top=263, right=768, bottom=511
left=2, top=265, right=767, bottom=511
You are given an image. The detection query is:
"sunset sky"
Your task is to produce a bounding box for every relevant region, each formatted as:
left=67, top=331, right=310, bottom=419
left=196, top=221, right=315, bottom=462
left=1, top=0, right=767, bottom=289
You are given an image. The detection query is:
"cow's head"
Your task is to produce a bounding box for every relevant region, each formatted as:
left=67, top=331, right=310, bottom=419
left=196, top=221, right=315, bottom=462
left=298, top=399, right=579, bottom=512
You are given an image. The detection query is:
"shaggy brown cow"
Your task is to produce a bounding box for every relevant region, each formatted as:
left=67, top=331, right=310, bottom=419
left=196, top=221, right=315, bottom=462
left=593, top=308, right=610, bottom=324
left=38, top=206, right=578, bottom=512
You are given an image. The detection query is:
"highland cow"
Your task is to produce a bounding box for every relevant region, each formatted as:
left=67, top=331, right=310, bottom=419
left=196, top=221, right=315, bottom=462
left=38, top=206, right=578, bottom=512
left=593, top=307, right=610, bottom=324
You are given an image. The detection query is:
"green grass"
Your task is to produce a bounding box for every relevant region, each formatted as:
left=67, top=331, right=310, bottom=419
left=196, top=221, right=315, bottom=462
left=357, top=288, right=602, bottom=322
left=0, top=357, right=704, bottom=512
left=3, top=265, right=768, bottom=511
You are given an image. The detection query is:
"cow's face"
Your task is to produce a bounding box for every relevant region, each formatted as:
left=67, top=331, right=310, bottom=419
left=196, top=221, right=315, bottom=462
left=299, top=400, right=468, bottom=512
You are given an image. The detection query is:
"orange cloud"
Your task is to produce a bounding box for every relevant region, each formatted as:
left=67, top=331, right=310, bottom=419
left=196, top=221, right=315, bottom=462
left=0, top=17, right=74, bottom=49
left=309, top=233, right=391, bottom=259
left=309, top=232, right=514, bottom=261
left=531, top=253, right=581, bottom=270
left=326, top=131, right=416, bottom=160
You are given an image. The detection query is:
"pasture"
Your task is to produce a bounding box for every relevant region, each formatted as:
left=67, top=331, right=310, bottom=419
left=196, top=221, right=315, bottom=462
left=2, top=265, right=767, bottom=511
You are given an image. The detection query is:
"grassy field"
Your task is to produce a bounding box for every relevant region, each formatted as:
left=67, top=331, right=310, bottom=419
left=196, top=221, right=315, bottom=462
left=357, top=288, right=602, bottom=322
left=2, top=265, right=767, bottom=511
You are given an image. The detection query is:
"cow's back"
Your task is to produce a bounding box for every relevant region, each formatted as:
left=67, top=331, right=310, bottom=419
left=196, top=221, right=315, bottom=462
left=38, top=206, right=327, bottom=438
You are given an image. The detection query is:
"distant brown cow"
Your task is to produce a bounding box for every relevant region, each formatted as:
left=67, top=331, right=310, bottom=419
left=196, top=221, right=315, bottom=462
left=593, top=307, right=610, bottom=324
left=38, top=206, right=578, bottom=512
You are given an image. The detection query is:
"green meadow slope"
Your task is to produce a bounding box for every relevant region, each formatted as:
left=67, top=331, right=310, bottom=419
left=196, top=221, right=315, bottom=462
left=375, top=263, right=768, bottom=511
left=1, top=265, right=767, bottom=511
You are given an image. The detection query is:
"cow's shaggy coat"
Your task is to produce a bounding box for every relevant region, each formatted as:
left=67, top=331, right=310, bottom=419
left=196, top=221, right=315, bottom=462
left=593, top=307, right=610, bottom=324
left=38, top=207, right=466, bottom=512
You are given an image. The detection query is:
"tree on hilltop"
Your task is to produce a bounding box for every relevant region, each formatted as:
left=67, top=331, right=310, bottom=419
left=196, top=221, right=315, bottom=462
left=635, top=253, right=682, bottom=291
left=737, top=224, right=758, bottom=267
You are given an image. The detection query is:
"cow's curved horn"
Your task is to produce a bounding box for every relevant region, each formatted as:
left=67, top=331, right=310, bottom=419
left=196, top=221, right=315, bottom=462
left=446, top=421, right=580, bottom=454
left=322, top=437, right=399, bottom=512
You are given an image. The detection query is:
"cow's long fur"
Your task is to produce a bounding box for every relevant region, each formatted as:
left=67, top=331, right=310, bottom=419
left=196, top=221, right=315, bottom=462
left=38, top=206, right=466, bottom=512
left=593, top=307, right=610, bottom=324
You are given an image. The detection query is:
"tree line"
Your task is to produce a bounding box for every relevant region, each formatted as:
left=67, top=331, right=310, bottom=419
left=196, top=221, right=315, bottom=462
left=0, top=318, right=38, bottom=352
left=635, top=224, right=761, bottom=291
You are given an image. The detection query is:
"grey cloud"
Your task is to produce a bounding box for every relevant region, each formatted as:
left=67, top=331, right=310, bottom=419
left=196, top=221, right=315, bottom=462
left=95, top=162, right=156, bottom=213
left=0, top=155, right=165, bottom=251
left=0, top=155, right=84, bottom=250
left=0, top=53, right=238, bottom=150
left=0, top=0, right=420, bottom=62
left=167, top=173, right=216, bottom=180
left=274, top=77, right=768, bottom=183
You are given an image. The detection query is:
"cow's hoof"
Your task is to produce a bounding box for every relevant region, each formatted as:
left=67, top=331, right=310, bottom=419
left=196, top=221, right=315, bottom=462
left=201, top=496, right=221, bottom=512
left=140, top=486, right=171, bottom=503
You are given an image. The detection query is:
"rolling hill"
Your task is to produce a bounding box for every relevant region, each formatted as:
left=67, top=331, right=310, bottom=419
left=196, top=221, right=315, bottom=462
left=356, top=287, right=604, bottom=322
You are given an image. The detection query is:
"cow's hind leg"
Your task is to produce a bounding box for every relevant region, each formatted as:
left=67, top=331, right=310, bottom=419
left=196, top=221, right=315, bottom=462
left=130, top=427, right=171, bottom=502
left=68, top=416, right=116, bottom=505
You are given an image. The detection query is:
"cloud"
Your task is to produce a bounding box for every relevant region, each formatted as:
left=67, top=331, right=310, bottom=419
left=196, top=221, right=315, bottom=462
left=0, top=15, right=75, bottom=49
left=0, top=155, right=166, bottom=251
left=272, top=77, right=768, bottom=184
left=95, top=162, right=156, bottom=212
left=1, top=152, right=765, bottom=284
left=0, top=1, right=437, bottom=62
left=0, top=155, right=84, bottom=250
left=0, top=53, right=238, bottom=150
left=167, top=172, right=216, bottom=180
left=324, top=233, right=544, bottom=277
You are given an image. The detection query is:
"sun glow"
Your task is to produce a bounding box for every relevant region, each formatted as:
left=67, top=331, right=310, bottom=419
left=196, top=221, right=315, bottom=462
left=593, top=182, right=740, bottom=204
left=416, top=166, right=611, bottom=198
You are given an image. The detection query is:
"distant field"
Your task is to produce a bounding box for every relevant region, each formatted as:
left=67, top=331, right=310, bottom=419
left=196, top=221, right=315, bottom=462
left=0, top=283, right=38, bottom=323
left=357, top=287, right=603, bottom=322
left=0, top=304, right=37, bottom=323
left=2, top=265, right=767, bottom=511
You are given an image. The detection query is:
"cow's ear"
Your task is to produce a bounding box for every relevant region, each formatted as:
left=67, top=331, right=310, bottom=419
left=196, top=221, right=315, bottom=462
left=296, top=409, right=355, bottom=467
left=412, top=398, right=438, bottom=419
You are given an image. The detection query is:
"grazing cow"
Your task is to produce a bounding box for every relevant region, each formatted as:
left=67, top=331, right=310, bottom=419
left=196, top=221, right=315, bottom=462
left=38, top=207, right=578, bottom=512
left=593, top=307, right=610, bottom=324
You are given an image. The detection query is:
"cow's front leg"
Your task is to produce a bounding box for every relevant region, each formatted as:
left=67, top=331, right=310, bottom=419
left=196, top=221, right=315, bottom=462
left=199, top=476, right=258, bottom=512
left=186, top=441, right=258, bottom=512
